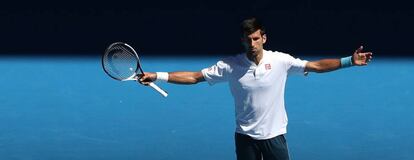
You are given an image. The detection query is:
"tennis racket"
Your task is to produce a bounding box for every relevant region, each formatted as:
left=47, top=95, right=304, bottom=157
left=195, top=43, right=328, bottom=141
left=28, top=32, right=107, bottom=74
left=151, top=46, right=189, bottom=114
left=102, top=42, right=168, bottom=97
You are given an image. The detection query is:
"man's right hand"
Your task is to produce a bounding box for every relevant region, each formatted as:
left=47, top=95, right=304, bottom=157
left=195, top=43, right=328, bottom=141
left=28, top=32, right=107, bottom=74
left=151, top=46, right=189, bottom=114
left=138, top=72, right=157, bottom=85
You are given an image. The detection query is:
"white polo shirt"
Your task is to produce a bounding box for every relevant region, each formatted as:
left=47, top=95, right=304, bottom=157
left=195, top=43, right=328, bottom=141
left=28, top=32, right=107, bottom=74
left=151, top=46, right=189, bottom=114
left=201, top=50, right=308, bottom=140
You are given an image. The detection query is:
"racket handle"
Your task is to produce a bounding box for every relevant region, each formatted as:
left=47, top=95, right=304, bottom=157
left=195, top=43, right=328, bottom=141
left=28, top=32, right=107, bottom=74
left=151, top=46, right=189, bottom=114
left=148, top=82, right=168, bottom=97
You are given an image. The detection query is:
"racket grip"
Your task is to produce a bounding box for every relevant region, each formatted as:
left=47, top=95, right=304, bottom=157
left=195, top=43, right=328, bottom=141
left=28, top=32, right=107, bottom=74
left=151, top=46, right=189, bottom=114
left=148, top=82, right=168, bottom=97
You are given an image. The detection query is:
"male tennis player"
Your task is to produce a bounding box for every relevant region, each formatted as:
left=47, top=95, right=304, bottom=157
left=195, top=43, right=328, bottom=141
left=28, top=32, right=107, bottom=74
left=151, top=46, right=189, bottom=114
left=139, top=17, right=373, bottom=160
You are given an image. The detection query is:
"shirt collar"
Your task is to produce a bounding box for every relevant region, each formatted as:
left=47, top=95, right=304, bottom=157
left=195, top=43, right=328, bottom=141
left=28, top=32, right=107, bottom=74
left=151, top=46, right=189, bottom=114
left=242, top=50, right=268, bottom=66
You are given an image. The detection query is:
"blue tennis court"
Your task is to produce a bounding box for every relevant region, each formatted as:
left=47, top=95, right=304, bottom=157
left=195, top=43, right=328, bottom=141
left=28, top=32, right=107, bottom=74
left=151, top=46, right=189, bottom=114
left=0, top=56, right=413, bottom=160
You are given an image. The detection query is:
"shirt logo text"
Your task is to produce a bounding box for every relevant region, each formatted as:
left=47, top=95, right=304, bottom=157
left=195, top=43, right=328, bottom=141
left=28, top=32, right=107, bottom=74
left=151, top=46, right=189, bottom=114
left=265, top=64, right=271, bottom=70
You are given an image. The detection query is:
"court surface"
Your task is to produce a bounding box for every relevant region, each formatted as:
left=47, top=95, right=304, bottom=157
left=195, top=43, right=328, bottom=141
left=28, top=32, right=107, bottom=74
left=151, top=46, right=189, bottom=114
left=0, top=56, right=413, bottom=160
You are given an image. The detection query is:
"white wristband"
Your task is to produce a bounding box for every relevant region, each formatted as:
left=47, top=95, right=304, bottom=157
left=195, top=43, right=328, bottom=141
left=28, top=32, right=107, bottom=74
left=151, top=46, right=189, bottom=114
left=156, top=72, right=169, bottom=82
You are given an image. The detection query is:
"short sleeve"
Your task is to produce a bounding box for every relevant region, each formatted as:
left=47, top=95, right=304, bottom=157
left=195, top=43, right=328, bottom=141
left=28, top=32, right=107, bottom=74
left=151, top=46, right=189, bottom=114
left=285, top=54, right=308, bottom=75
left=201, top=60, right=230, bottom=85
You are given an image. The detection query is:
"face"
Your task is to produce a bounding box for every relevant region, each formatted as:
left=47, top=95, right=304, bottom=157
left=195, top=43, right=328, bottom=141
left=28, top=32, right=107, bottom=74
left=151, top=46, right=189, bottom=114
left=241, top=29, right=267, bottom=56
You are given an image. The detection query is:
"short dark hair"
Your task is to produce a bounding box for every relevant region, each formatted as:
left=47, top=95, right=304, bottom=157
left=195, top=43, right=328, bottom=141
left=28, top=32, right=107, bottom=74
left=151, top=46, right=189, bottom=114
left=240, top=17, right=266, bottom=36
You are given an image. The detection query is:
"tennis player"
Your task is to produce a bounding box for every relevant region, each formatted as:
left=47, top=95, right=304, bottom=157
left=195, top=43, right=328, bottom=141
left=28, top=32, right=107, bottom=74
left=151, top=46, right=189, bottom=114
left=139, top=17, right=373, bottom=160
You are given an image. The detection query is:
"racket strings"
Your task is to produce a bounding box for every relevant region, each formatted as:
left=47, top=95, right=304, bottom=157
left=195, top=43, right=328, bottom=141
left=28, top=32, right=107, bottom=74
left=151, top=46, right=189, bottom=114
left=103, top=45, right=138, bottom=80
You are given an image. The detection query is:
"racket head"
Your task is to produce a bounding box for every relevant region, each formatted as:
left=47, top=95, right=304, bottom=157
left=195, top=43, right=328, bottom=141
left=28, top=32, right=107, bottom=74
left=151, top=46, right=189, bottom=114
left=102, top=42, right=144, bottom=81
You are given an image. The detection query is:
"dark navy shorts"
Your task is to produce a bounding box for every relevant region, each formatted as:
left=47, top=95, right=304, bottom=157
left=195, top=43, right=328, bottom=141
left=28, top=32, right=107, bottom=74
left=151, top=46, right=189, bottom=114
left=235, top=133, right=290, bottom=160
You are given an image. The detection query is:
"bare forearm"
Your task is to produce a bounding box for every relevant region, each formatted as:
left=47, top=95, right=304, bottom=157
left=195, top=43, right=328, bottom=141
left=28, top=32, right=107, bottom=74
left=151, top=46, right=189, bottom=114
left=305, top=46, right=373, bottom=73
left=305, top=59, right=341, bottom=73
left=167, top=71, right=205, bottom=84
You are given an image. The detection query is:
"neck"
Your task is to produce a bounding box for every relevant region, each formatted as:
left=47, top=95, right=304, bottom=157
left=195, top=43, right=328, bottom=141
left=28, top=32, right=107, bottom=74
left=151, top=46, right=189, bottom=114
left=246, top=50, right=263, bottom=65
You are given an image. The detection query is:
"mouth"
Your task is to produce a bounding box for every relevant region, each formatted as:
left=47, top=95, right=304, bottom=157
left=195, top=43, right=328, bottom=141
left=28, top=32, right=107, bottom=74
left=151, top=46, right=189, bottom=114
left=248, top=48, right=257, bottom=53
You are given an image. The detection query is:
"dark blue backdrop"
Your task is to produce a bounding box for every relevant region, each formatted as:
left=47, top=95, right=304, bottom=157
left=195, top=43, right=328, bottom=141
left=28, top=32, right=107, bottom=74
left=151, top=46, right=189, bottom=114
left=1, top=0, right=414, bottom=56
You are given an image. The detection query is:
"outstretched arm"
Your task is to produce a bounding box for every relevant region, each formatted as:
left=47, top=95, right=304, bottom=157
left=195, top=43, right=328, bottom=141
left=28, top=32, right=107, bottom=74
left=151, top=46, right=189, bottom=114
left=139, top=71, right=205, bottom=85
left=305, top=46, right=373, bottom=73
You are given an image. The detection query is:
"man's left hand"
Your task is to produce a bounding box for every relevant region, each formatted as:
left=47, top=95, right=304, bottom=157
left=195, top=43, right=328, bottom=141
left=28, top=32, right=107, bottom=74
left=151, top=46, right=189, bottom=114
left=353, top=46, right=373, bottom=66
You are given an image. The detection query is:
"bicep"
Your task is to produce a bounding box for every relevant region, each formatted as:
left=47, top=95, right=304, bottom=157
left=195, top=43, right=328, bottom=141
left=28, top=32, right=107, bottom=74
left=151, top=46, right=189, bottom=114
left=285, top=55, right=308, bottom=75
left=194, top=71, right=205, bottom=83
left=168, top=71, right=205, bottom=84
left=201, top=60, right=230, bottom=85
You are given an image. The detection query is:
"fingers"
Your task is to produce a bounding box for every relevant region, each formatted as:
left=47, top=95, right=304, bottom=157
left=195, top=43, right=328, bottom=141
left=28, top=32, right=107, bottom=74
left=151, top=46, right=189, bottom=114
left=352, top=45, right=372, bottom=66
left=138, top=75, right=150, bottom=85
left=355, top=45, right=364, bottom=54
left=358, top=52, right=373, bottom=65
left=353, top=45, right=373, bottom=66
left=137, top=72, right=155, bottom=85
left=363, top=52, right=373, bottom=63
left=365, top=52, right=373, bottom=63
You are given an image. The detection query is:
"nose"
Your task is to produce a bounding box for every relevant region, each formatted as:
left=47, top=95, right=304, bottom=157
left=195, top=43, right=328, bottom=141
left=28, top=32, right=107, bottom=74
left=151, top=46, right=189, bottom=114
left=245, top=40, right=254, bottom=48
left=242, top=38, right=254, bottom=49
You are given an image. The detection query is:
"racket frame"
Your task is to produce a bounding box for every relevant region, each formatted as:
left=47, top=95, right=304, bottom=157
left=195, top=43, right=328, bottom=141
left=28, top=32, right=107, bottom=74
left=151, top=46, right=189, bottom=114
left=102, top=42, right=168, bottom=97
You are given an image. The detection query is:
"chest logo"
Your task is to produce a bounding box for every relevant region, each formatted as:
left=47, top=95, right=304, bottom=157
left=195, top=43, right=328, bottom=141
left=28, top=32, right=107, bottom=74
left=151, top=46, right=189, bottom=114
left=265, top=64, right=271, bottom=70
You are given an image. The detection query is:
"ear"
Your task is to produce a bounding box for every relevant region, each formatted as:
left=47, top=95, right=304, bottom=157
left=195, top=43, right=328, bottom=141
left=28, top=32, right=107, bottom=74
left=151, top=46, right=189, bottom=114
left=262, top=34, right=267, bottom=44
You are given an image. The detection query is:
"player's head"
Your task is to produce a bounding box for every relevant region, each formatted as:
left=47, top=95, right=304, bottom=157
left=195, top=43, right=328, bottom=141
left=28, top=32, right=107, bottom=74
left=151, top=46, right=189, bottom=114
left=240, top=17, right=267, bottom=56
